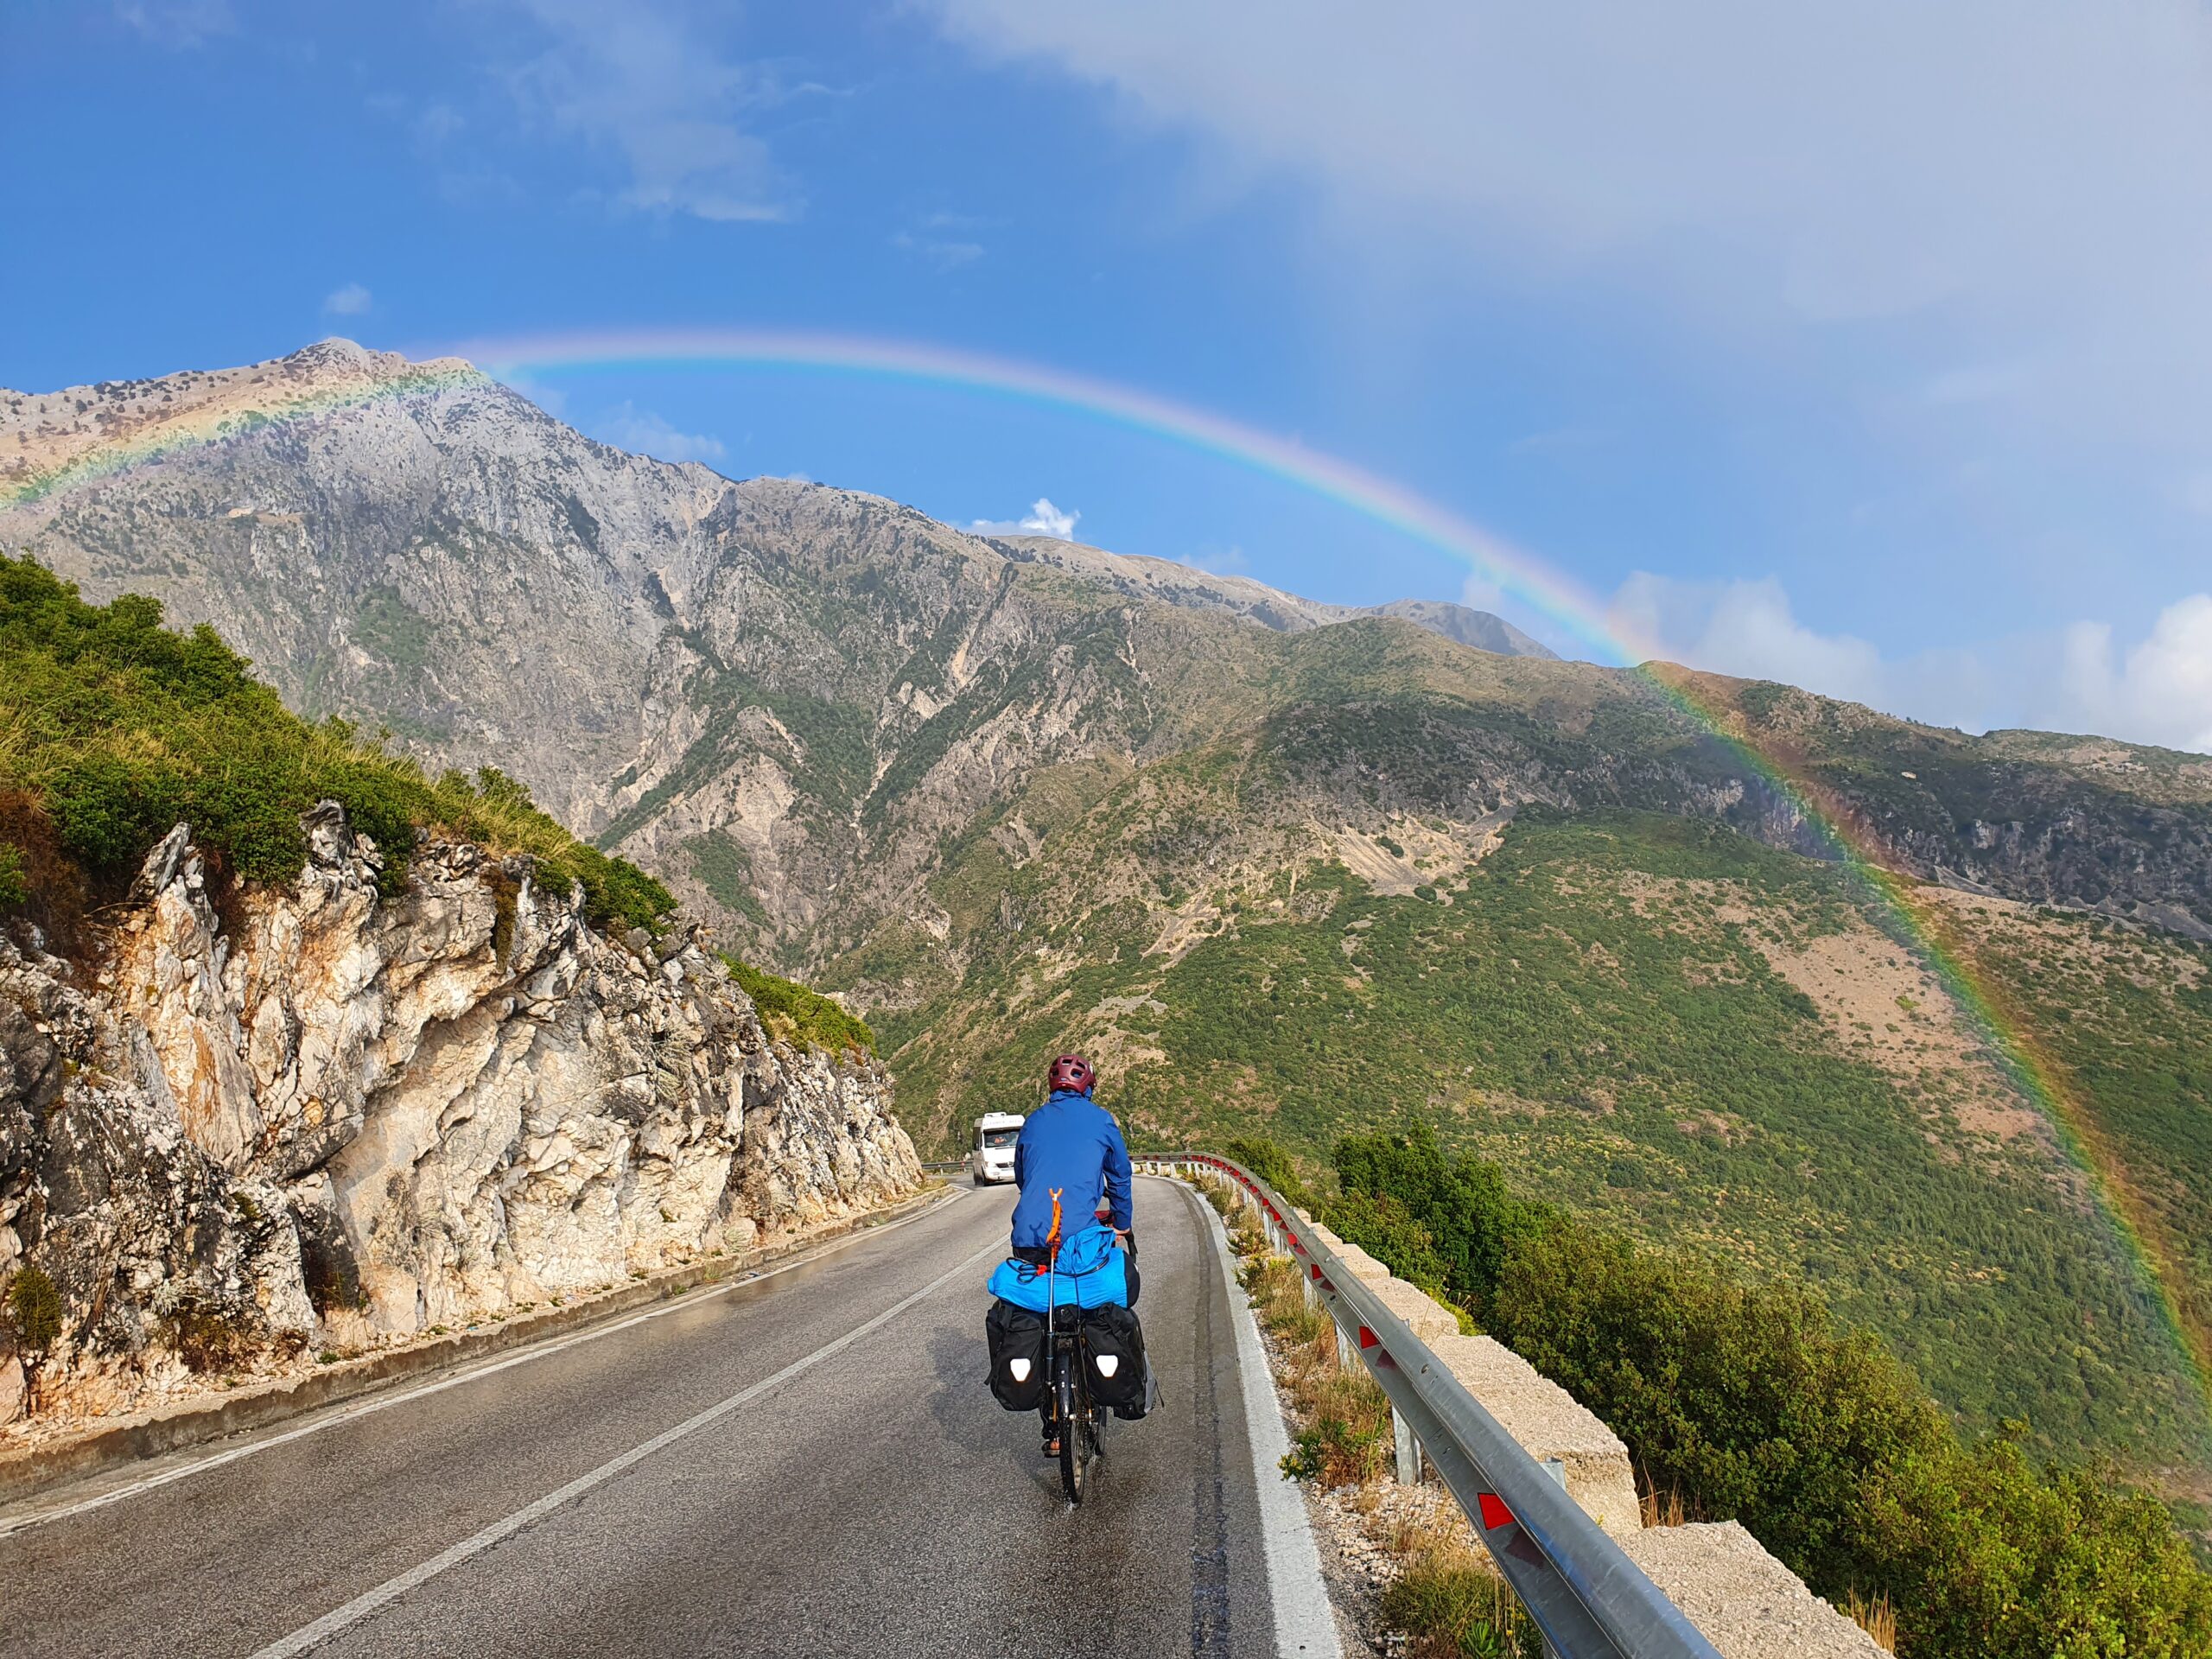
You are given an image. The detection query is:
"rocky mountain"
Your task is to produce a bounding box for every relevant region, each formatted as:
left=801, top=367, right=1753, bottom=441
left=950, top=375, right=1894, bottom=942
left=5, top=342, right=2205, bottom=958
left=988, top=534, right=1555, bottom=656
left=0, top=805, right=919, bottom=1433
left=8, top=340, right=2212, bottom=1471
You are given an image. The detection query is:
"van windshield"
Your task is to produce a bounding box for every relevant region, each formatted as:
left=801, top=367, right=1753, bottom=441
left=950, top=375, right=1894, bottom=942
left=981, top=1128, right=1020, bottom=1150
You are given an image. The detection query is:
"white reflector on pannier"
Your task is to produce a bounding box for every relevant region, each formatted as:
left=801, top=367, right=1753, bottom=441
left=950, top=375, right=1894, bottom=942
left=1009, top=1357, right=1032, bottom=1382
left=1095, top=1354, right=1120, bottom=1376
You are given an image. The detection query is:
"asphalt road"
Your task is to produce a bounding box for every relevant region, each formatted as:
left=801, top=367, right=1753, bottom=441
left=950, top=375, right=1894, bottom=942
left=0, top=1175, right=1338, bottom=1658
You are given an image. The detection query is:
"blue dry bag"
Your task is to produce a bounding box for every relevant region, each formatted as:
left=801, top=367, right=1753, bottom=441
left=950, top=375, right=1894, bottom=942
left=986, top=1224, right=1129, bottom=1312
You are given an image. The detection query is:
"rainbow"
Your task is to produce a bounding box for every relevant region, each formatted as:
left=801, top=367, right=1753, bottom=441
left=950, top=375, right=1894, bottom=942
left=1, top=356, right=481, bottom=510
left=10, top=325, right=2208, bottom=1409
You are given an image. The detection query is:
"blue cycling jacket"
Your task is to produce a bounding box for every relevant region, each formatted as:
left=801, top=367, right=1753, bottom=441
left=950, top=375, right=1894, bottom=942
left=1010, top=1090, right=1134, bottom=1249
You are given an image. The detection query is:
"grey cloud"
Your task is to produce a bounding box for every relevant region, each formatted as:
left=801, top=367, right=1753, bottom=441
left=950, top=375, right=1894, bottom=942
left=929, top=1, right=2212, bottom=537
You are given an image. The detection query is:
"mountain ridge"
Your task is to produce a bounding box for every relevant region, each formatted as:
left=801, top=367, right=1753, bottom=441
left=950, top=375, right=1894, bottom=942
left=4, top=341, right=2205, bottom=948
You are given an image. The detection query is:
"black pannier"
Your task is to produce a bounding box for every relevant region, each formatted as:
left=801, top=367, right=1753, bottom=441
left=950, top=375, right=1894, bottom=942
left=985, top=1297, right=1048, bottom=1411
left=1082, top=1304, right=1149, bottom=1419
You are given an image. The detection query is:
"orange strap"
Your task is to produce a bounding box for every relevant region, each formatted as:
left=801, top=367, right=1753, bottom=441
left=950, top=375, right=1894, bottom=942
left=1046, top=1188, right=1065, bottom=1256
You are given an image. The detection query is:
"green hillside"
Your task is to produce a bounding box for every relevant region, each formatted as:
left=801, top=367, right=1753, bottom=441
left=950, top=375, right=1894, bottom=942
left=866, top=769, right=2212, bottom=1471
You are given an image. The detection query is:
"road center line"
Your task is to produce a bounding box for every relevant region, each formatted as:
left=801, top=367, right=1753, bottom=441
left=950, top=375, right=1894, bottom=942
left=0, top=1187, right=966, bottom=1540
left=247, top=1235, right=1006, bottom=1659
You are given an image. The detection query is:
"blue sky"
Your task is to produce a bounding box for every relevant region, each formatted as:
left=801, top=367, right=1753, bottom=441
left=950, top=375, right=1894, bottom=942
left=7, top=1, right=2212, bottom=749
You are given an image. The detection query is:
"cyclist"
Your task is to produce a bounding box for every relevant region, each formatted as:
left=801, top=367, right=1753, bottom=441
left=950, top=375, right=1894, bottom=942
left=1010, top=1052, right=1134, bottom=1454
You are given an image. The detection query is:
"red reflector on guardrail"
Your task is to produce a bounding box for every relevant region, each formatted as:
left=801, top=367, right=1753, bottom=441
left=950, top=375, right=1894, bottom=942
left=1478, top=1492, right=1515, bottom=1531
left=1358, top=1325, right=1378, bottom=1349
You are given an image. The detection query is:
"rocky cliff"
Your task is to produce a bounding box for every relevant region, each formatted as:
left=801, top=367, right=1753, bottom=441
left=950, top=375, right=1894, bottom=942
left=0, top=804, right=921, bottom=1432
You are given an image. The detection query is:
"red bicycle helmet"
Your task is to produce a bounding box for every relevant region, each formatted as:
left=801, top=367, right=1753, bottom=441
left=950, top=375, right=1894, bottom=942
left=1047, top=1052, right=1096, bottom=1096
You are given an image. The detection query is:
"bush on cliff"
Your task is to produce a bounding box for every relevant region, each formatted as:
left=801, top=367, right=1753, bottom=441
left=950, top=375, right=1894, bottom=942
left=724, top=956, right=875, bottom=1058
left=1300, top=1124, right=2212, bottom=1659
left=0, top=555, right=671, bottom=934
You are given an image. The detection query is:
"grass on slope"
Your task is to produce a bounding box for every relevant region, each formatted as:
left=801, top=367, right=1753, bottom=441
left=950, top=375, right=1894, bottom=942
left=0, top=555, right=672, bottom=934
left=1936, top=893, right=2212, bottom=1402
left=869, top=792, right=2211, bottom=1470
left=723, top=956, right=875, bottom=1058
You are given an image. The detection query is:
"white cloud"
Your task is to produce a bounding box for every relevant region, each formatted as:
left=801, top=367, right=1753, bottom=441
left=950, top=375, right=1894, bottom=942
left=1190, top=543, right=1249, bottom=575
left=1611, top=572, right=2212, bottom=754
left=321, top=283, right=373, bottom=316
left=413, top=104, right=467, bottom=149
left=1610, top=574, right=1891, bottom=704
left=971, top=497, right=1082, bottom=539
left=1459, top=572, right=1505, bottom=614
left=2061, top=598, right=2212, bottom=755
left=591, top=403, right=727, bottom=465
left=928, top=1, right=2212, bottom=508
left=116, top=0, right=233, bottom=47
left=892, top=231, right=985, bottom=272
left=491, top=0, right=798, bottom=223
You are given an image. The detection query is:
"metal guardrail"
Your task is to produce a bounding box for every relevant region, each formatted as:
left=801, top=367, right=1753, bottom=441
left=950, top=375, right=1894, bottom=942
left=1141, top=1153, right=1723, bottom=1659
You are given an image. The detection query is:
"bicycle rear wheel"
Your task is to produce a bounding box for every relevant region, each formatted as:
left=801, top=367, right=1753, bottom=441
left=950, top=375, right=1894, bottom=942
left=1058, top=1418, right=1084, bottom=1502
left=1058, top=1351, right=1089, bottom=1503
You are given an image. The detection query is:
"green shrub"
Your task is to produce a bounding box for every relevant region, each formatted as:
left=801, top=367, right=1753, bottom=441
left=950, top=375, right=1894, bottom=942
left=0, top=846, right=26, bottom=907
left=0, top=556, right=671, bottom=933
left=1488, top=1211, right=1951, bottom=1595
left=1223, top=1135, right=1317, bottom=1210
left=3, top=1266, right=62, bottom=1354
left=47, top=752, right=185, bottom=870
left=1864, top=1427, right=2212, bottom=1659
left=724, top=956, right=875, bottom=1057
left=1379, top=1551, right=1536, bottom=1659
left=1332, top=1125, right=1554, bottom=1318
left=1280, top=1416, right=1391, bottom=1485
left=1326, top=1128, right=2212, bottom=1658
left=1329, top=1188, right=1455, bottom=1300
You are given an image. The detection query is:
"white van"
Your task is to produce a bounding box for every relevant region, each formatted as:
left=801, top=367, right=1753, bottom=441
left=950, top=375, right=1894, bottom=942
left=973, top=1112, right=1026, bottom=1185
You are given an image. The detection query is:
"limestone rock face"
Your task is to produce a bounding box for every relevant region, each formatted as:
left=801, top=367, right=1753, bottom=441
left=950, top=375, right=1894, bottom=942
left=0, top=807, right=921, bottom=1427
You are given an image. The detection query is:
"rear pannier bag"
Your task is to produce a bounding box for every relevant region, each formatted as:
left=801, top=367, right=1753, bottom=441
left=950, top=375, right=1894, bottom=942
left=1081, top=1304, right=1149, bottom=1418
left=985, top=1297, right=1048, bottom=1412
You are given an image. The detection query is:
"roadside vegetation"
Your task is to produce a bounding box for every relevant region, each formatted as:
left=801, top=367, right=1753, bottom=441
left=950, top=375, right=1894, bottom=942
left=0, top=556, right=671, bottom=935
left=1209, top=1172, right=1541, bottom=1658
left=1277, top=1125, right=2212, bottom=1659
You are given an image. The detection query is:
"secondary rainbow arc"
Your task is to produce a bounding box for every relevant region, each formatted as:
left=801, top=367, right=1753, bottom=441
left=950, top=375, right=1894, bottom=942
left=8, top=325, right=2206, bottom=1411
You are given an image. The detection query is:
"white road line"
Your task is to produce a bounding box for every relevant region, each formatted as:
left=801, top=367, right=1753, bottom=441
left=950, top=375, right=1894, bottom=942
left=1180, top=1179, right=1346, bottom=1659
left=0, top=1187, right=965, bottom=1540
left=248, top=1236, right=1005, bottom=1659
